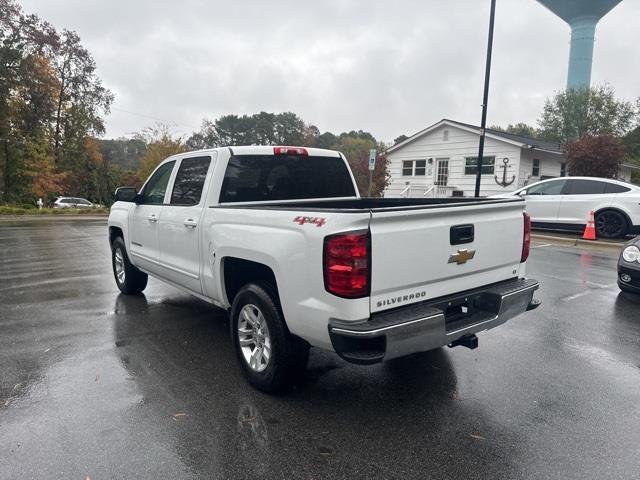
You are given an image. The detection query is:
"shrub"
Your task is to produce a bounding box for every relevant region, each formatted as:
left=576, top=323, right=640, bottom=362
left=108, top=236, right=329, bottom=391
left=566, top=135, right=625, bottom=178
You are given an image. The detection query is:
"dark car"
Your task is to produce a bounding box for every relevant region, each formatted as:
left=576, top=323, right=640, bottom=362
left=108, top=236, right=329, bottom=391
left=618, top=236, right=640, bottom=293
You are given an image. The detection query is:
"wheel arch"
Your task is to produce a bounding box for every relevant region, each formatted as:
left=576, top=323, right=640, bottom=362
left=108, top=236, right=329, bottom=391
left=594, top=207, right=632, bottom=229
left=109, top=226, right=124, bottom=245
left=222, top=257, right=281, bottom=309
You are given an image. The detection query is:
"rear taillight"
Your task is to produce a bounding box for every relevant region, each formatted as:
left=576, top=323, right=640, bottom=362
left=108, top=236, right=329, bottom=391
left=521, top=213, right=531, bottom=262
left=324, top=230, right=370, bottom=298
left=274, top=146, right=308, bottom=156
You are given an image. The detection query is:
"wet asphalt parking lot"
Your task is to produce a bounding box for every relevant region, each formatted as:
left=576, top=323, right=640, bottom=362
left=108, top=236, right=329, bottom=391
left=1, top=219, right=639, bottom=480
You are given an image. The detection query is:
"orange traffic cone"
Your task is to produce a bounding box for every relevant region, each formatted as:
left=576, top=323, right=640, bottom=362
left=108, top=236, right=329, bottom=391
left=583, top=210, right=597, bottom=240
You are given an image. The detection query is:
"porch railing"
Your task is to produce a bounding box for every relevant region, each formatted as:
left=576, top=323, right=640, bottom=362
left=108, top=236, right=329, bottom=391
left=400, top=184, right=459, bottom=198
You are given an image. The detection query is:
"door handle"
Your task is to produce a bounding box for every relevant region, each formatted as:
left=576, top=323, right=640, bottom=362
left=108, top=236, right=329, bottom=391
left=184, top=219, right=198, bottom=229
left=147, top=214, right=158, bottom=223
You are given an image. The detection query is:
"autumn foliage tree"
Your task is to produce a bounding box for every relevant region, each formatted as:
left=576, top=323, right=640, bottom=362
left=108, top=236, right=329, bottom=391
left=332, top=132, right=390, bottom=197
left=24, top=139, right=66, bottom=199
left=136, top=124, right=186, bottom=180
left=0, top=0, right=113, bottom=205
left=566, top=135, right=625, bottom=179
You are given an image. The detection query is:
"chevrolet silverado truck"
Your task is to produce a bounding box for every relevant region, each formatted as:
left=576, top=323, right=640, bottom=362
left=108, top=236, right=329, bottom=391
left=108, top=146, right=540, bottom=392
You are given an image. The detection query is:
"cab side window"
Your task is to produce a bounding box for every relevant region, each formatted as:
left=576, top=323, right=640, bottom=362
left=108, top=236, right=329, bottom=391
left=526, top=179, right=566, bottom=195
left=170, top=156, right=211, bottom=205
left=562, top=179, right=606, bottom=195
left=140, top=161, right=176, bottom=204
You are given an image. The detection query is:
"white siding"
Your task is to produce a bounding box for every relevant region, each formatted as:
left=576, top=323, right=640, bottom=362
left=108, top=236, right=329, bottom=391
left=385, top=124, right=522, bottom=197
left=520, top=149, right=565, bottom=185
left=619, top=166, right=632, bottom=183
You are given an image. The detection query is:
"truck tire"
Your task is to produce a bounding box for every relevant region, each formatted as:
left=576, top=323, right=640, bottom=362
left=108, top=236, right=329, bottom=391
left=111, top=236, right=148, bottom=294
left=231, top=282, right=309, bottom=393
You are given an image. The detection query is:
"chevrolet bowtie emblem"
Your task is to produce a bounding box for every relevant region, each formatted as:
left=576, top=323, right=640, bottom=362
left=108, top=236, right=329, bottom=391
left=448, top=249, right=476, bottom=265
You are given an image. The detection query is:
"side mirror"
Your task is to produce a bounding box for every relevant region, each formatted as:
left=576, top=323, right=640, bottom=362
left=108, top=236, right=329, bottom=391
left=115, top=187, right=138, bottom=203
left=517, top=190, right=527, bottom=197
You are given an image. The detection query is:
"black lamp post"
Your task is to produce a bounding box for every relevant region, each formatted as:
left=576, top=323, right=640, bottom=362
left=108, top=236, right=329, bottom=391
left=474, top=0, right=497, bottom=197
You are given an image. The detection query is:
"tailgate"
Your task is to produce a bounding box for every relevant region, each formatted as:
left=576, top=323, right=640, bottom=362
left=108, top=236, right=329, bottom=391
left=369, top=200, right=525, bottom=313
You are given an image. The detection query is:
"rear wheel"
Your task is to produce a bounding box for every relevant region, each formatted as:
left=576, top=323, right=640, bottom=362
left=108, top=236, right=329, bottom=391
left=231, top=283, right=309, bottom=393
left=595, top=210, right=628, bottom=239
left=111, top=237, right=148, bottom=294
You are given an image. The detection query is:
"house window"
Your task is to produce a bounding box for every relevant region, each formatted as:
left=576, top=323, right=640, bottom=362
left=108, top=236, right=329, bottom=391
left=560, top=162, right=566, bottom=177
left=443, top=129, right=449, bottom=141
left=464, top=156, right=495, bottom=175
left=402, top=160, right=427, bottom=176
left=532, top=159, right=540, bottom=177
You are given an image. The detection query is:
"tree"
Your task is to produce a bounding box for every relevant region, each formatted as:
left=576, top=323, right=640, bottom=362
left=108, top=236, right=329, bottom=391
left=490, top=123, right=539, bottom=139
left=23, top=138, right=66, bottom=200
left=538, top=85, right=638, bottom=144
left=332, top=134, right=390, bottom=197
left=51, top=29, right=114, bottom=172
left=0, top=0, right=113, bottom=203
left=393, top=134, right=408, bottom=145
left=315, top=131, right=337, bottom=149
left=621, top=126, right=640, bottom=162
left=136, top=124, right=186, bottom=180
left=186, top=112, right=307, bottom=148
left=0, top=1, right=57, bottom=201
left=304, top=125, right=320, bottom=146
left=566, top=135, right=625, bottom=179
left=100, top=137, right=146, bottom=171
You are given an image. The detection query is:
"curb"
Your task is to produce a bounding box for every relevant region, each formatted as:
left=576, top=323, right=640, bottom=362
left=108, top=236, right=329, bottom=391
left=532, top=233, right=624, bottom=252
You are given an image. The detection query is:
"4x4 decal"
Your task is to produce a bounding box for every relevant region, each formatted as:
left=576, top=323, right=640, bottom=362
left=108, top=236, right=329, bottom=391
left=293, top=216, right=326, bottom=227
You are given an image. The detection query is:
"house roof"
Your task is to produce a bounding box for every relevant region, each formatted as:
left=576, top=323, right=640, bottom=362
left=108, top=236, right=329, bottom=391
left=387, top=119, right=563, bottom=155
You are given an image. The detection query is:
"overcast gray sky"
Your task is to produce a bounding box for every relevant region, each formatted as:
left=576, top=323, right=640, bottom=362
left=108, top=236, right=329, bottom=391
left=20, top=0, right=640, bottom=143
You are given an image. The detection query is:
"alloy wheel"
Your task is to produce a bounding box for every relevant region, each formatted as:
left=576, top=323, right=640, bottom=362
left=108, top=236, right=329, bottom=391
left=237, top=304, right=272, bottom=372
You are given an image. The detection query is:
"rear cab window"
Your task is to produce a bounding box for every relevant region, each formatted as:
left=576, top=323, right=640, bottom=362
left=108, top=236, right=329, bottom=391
left=219, top=154, right=356, bottom=203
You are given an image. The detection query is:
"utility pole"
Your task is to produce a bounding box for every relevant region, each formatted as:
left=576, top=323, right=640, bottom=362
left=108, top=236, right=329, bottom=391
left=475, top=0, right=497, bottom=197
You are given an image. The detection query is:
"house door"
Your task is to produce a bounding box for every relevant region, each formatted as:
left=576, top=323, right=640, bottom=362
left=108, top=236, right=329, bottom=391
left=435, top=158, right=449, bottom=186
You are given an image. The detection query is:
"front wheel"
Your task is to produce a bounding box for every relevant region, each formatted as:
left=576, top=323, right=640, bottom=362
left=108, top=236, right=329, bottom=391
left=595, top=211, right=628, bottom=239
left=111, top=237, right=148, bottom=294
left=231, top=283, right=309, bottom=393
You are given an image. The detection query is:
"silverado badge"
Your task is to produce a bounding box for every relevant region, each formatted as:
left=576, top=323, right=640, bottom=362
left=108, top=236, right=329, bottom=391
left=448, top=249, right=476, bottom=265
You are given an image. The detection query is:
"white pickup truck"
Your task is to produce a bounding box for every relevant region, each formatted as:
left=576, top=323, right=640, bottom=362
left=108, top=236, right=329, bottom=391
left=108, top=146, right=540, bottom=392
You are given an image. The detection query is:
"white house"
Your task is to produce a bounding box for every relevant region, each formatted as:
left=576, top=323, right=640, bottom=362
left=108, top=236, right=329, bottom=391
left=384, top=119, right=566, bottom=198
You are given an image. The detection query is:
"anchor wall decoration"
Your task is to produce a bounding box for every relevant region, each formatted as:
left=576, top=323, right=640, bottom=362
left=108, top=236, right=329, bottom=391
left=495, top=157, right=515, bottom=187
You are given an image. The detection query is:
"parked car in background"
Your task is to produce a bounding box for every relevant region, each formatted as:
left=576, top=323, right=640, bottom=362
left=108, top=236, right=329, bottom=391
left=491, top=177, right=640, bottom=238
left=52, top=197, right=95, bottom=209
left=618, top=236, right=640, bottom=294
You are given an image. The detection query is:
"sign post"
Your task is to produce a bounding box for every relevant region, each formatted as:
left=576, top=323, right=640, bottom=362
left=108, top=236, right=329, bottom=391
left=367, top=149, right=376, bottom=197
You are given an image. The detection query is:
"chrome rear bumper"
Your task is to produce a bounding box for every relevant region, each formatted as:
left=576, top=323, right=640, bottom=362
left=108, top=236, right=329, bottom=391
left=329, top=278, right=540, bottom=364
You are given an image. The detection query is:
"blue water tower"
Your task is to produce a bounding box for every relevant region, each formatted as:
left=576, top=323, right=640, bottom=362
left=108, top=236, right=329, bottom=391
left=537, top=0, right=623, bottom=89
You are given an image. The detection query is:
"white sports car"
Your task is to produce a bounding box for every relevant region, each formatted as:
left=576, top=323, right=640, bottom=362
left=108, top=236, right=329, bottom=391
left=492, top=177, right=640, bottom=238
